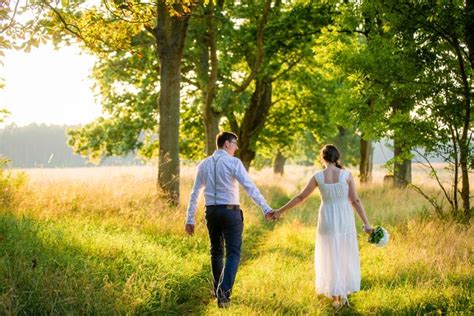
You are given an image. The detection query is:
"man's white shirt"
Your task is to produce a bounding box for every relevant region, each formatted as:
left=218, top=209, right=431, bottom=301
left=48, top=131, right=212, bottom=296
left=186, top=149, right=272, bottom=225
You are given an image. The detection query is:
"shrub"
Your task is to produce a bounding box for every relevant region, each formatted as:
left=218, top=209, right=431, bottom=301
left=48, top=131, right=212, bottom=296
left=0, top=157, right=27, bottom=211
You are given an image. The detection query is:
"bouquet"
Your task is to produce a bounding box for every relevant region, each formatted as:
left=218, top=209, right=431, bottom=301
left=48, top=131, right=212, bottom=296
left=365, top=226, right=389, bottom=247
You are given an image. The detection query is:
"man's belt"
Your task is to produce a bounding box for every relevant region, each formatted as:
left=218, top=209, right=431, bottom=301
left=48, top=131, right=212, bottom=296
left=206, top=204, right=240, bottom=210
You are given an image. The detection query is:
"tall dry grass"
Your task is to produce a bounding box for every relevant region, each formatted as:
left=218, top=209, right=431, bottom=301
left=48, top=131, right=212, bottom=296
left=0, top=165, right=472, bottom=314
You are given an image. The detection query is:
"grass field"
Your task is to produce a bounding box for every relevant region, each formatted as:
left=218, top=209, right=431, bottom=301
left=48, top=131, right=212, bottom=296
left=0, top=165, right=473, bottom=314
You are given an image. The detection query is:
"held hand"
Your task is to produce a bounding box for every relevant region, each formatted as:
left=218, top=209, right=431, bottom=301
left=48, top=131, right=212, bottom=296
left=273, top=209, right=283, bottom=220
left=185, top=224, right=195, bottom=236
left=363, top=224, right=373, bottom=234
left=265, top=211, right=275, bottom=221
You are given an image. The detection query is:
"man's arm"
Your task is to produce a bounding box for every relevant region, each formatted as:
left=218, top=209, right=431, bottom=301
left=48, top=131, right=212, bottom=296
left=185, top=163, right=204, bottom=234
left=234, top=160, right=272, bottom=215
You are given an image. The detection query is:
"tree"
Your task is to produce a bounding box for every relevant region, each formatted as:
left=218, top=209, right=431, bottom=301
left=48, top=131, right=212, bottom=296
left=183, top=1, right=222, bottom=156
left=216, top=0, right=332, bottom=169
left=36, top=0, right=199, bottom=204
left=254, top=85, right=306, bottom=175
left=259, top=49, right=362, bottom=172
left=327, top=0, right=472, bottom=220
left=312, top=0, right=425, bottom=186
left=155, top=1, right=193, bottom=203
left=372, top=0, right=473, bottom=221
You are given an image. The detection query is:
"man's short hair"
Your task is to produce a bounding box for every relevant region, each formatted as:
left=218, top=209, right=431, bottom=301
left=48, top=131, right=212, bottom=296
left=216, top=131, right=238, bottom=148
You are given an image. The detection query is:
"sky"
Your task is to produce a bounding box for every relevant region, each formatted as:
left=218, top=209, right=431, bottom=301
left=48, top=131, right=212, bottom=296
left=0, top=44, right=102, bottom=127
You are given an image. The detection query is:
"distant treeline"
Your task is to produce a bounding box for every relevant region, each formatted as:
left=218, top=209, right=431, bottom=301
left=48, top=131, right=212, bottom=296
left=0, top=123, right=441, bottom=169
left=0, top=124, right=142, bottom=168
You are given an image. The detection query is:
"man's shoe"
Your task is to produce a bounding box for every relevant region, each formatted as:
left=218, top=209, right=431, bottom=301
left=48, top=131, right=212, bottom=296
left=216, top=289, right=231, bottom=308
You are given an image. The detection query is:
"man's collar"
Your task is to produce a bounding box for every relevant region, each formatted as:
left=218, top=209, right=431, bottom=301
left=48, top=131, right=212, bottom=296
left=213, top=149, right=229, bottom=157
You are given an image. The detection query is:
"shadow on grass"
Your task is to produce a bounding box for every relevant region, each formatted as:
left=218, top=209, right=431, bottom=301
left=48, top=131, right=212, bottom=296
left=0, top=212, right=215, bottom=314
left=0, top=207, right=290, bottom=314
left=0, top=213, right=118, bottom=313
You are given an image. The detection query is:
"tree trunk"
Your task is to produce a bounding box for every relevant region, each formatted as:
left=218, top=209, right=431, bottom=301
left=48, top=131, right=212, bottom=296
left=448, top=125, right=460, bottom=213
left=359, top=138, right=373, bottom=184
left=333, top=126, right=348, bottom=157
left=202, top=1, right=220, bottom=156
left=466, top=0, right=474, bottom=68
left=230, top=0, right=273, bottom=169
left=192, top=2, right=221, bottom=156
left=273, top=150, right=286, bottom=175
left=203, top=109, right=220, bottom=155
left=460, top=0, right=472, bottom=221
left=459, top=143, right=471, bottom=221
left=452, top=44, right=472, bottom=220
left=238, top=77, right=272, bottom=170
left=390, top=97, right=412, bottom=189
left=156, top=1, right=191, bottom=204
left=393, top=137, right=411, bottom=188
left=158, top=54, right=181, bottom=203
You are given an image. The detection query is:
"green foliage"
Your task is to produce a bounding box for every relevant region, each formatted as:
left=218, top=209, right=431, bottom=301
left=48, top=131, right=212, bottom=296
left=225, top=1, right=336, bottom=164
left=55, top=1, right=213, bottom=161
left=51, top=2, right=160, bottom=162
left=0, top=109, right=9, bottom=123
left=0, top=1, right=46, bottom=89
left=253, top=22, right=362, bottom=166
left=303, top=0, right=473, bottom=217
left=181, top=111, right=206, bottom=162
left=68, top=118, right=145, bottom=163
left=359, top=0, right=474, bottom=218
left=2, top=0, right=471, bottom=217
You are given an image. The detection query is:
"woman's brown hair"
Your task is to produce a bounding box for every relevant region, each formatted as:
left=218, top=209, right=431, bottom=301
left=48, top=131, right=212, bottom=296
left=320, top=144, right=343, bottom=169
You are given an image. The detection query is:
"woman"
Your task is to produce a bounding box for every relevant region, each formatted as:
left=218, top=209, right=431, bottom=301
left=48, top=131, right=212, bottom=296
left=273, top=144, right=373, bottom=308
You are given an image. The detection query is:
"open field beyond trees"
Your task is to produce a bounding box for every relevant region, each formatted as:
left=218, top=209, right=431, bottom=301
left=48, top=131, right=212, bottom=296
left=0, top=165, right=473, bottom=314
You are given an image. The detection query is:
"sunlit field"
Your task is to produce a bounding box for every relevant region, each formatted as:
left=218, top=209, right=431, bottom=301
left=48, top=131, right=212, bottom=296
left=1, top=165, right=473, bottom=314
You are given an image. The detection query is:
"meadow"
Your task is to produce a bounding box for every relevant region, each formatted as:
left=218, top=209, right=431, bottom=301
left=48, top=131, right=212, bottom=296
left=0, top=165, right=472, bottom=315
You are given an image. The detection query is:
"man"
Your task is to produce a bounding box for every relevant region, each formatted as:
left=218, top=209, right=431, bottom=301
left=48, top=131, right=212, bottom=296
left=185, top=131, right=274, bottom=308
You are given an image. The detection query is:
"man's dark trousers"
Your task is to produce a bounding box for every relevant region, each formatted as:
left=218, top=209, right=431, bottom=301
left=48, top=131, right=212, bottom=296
left=205, top=205, right=244, bottom=296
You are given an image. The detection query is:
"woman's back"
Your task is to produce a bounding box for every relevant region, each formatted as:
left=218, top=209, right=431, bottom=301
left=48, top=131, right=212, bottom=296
left=322, top=167, right=342, bottom=184
left=315, top=168, right=350, bottom=205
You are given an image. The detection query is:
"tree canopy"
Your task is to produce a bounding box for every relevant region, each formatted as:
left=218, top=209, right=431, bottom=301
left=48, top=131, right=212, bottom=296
left=3, top=0, right=472, bottom=220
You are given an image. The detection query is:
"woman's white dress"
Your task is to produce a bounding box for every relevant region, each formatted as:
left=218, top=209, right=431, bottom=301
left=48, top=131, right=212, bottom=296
left=314, top=169, right=360, bottom=298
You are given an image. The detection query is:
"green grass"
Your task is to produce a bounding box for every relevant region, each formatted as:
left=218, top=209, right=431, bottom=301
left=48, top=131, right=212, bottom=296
left=0, top=166, right=472, bottom=314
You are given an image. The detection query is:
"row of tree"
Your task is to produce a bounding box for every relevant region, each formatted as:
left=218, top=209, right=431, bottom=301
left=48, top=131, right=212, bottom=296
left=2, top=1, right=472, bottom=221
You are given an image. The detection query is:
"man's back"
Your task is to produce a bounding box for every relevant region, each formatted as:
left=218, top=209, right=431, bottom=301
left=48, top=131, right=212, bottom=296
left=186, top=149, right=271, bottom=225
left=199, top=150, right=240, bottom=206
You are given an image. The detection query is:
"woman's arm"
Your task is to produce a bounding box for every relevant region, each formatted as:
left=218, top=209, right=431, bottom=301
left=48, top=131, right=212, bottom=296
left=348, top=172, right=373, bottom=233
left=274, top=177, right=317, bottom=218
